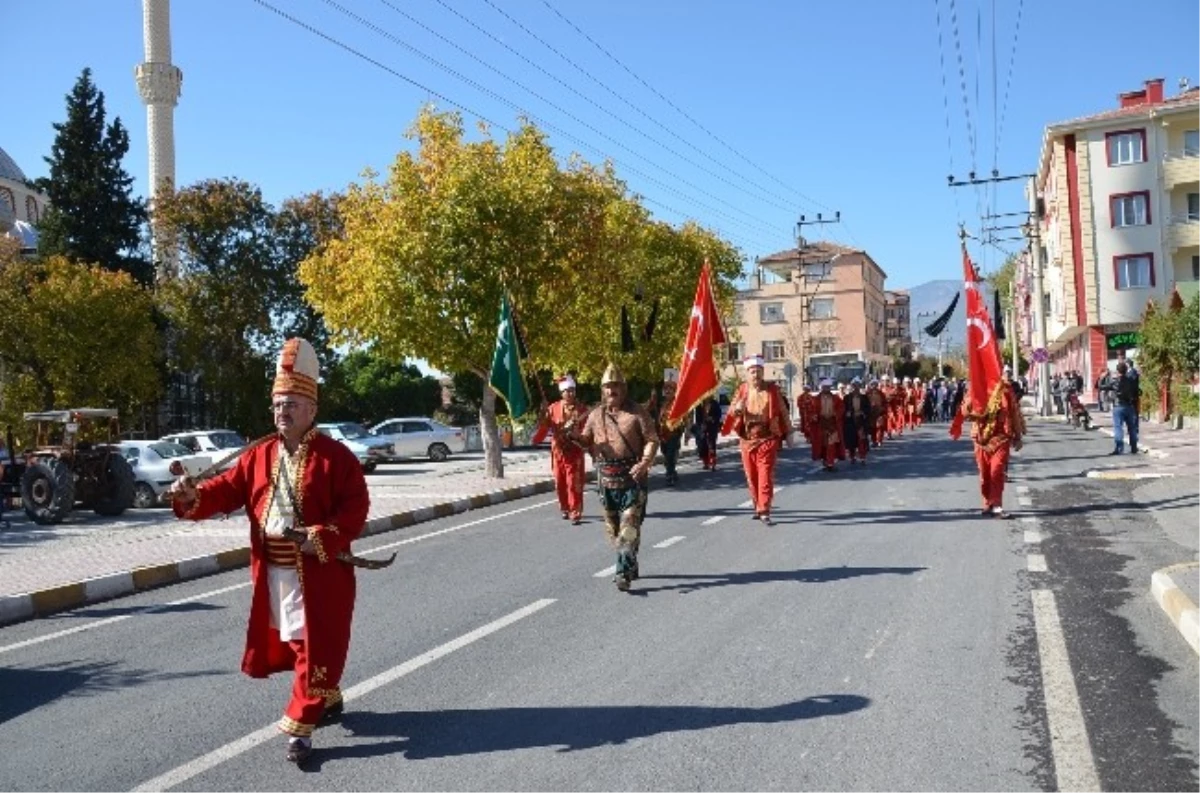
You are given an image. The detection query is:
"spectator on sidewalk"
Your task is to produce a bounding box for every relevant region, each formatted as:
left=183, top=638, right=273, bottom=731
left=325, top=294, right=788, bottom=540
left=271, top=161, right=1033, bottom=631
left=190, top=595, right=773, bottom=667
left=1110, top=361, right=1140, bottom=455
left=1096, top=369, right=1113, bottom=412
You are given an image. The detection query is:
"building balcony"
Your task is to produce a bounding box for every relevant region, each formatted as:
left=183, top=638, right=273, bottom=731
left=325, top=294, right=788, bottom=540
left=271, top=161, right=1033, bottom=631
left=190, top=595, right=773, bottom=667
left=1161, top=151, right=1199, bottom=189
left=1166, top=214, right=1200, bottom=253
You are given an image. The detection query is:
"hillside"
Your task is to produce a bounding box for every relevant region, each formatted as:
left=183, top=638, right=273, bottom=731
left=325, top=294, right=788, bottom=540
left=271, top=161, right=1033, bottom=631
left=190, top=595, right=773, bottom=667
left=900, top=278, right=997, bottom=354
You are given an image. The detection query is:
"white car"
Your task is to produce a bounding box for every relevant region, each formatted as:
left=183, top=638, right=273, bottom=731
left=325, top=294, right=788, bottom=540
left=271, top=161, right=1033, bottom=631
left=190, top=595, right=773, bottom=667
left=369, top=418, right=465, bottom=462
left=117, top=441, right=212, bottom=508
left=316, top=423, right=393, bottom=472
left=160, top=429, right=248, bottom=471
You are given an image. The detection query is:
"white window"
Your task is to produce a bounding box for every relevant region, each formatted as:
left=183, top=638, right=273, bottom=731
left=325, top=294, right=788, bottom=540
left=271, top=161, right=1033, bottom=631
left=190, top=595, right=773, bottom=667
left=809, top=297, right=835, bottom=319
left=802, top=261, right=833, bottom=280
left=1112, top=193, right=1149, bottom=227
left=1115, top=254, right=1153, bottom=289
left=762, top=340, right=786, bottom=361
left=1185, top=129, right=1199, bottom=156
left=759, top=301, right=785, bottom=324
left=810, top=337, right=837, bottom=353
left=1108, top=131, right=1144, bottom=165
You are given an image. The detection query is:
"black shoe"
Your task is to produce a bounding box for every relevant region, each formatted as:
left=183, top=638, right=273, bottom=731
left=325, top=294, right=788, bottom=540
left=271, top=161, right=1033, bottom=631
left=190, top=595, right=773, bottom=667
left=760, top=514, right=774, bottom=526
left=1108, top=449, right=1122, bottom=455
left=980, top=508, right=993, bottom=517
left=286, top=737, right=313, bottom=764
left=320, top=700, right=344, bottom=725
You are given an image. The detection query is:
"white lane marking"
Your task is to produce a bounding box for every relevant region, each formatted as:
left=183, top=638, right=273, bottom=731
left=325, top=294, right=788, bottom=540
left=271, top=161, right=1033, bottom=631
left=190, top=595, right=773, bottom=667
left=1018, top=496, right=1033, bottom=507
left=131, top=599, right=556, bottom=792
left=1017, top=485, right=1030, bottom=495
left=1024, top=530, right=1043, bottom=545
left=1030, top=589, right=1101, bottom=792
left=0, top=583, right=249, bottom=658
left=0, top=500, right=556, bottom=657
left=1027, top=554, right=1048, bottom=573
left=701, top=516, right=726, bottom=526
left=653, top=536, right=685, bottom=549
left=737, top=499, right=753, bottom=508
left=773, top=486, right=782, bottom=493
left=864, top=627, right=891, bottom=660
left=593, top=565, right=618, bottom=578
left=1020, top=516, right=1037, bottom=525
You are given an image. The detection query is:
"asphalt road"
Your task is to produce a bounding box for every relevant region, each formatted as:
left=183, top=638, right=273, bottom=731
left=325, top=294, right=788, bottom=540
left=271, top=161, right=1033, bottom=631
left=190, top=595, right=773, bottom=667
left=0, top=423, right=1195, bottom=791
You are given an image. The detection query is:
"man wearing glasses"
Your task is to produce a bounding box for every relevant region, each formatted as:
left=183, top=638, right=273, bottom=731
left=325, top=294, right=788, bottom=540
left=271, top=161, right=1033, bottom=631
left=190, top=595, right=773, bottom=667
left=169, top=337, right=370, bottom=764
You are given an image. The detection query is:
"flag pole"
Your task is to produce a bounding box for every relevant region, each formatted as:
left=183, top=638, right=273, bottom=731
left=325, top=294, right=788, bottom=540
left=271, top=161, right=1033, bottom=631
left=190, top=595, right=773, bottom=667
left=505, top=293, right=548, bottom=406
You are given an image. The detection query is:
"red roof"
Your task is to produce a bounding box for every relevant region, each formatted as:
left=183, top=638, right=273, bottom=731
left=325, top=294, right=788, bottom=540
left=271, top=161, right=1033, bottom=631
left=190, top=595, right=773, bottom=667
left=1051, top=89, right=1199, bottom=129
left=758, top=241, right=860, bottom=265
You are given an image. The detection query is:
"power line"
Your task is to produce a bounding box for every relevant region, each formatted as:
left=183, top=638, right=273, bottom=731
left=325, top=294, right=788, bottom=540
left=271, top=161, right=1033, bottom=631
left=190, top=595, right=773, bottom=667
left=311, top=0, right=784, bottom=241
left=995, top=0, right=1024, bottom=165
left=247, top=0, right=775, bottom=253
left=525, top=0, right=844, bottom=220
left=932, top=0, right=963, bottom=227
left=376, top=0, right=799, bottom=220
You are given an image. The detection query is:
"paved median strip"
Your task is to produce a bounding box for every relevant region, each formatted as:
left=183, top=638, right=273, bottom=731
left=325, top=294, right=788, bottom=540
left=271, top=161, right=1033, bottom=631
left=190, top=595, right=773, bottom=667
left=1151, top=563, right=1199, bottom=655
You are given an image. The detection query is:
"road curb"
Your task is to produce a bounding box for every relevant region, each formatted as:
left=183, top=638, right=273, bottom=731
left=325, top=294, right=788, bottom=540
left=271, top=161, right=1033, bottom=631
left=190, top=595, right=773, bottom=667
left=0, top=478, right=558, bottom=628
left=1084, top=470, right=1176, bottom=480
left=0, top=438, right=733, bottom=627
left=1150, top=562, right=1200, bottom=655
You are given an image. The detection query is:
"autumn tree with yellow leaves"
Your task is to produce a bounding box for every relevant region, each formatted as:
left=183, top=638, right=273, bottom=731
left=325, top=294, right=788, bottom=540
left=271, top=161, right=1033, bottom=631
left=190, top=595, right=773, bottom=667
left=300, top=108, right=741, bottom=477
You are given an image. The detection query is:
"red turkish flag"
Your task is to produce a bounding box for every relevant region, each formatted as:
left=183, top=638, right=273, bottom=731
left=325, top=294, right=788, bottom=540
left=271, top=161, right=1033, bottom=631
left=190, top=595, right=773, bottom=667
left=951, top=244, right=1004, bottom=437
left=665, top=262, right=727, bottom=429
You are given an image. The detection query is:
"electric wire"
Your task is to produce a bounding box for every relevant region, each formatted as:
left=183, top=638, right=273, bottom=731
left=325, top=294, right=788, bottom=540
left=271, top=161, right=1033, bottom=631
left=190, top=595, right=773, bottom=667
left=247, top=0, right=772, bottom=254
left=995, top=0, right=1024, bottom=166
left=932, top=0, right=964, bottom=227
left=377, top=0, right=800, bottom=218
left=311, top=0, right=784, bottom=241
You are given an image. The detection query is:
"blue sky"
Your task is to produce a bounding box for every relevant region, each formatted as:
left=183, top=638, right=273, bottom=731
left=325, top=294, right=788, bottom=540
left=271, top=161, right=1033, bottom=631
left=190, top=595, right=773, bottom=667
left=7, top=0, right=1198, bottom=289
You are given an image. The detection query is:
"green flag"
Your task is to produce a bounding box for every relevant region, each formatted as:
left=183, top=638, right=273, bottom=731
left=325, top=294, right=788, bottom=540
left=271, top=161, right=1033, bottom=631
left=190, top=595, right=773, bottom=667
left=488, top=295, right=530, bottom=418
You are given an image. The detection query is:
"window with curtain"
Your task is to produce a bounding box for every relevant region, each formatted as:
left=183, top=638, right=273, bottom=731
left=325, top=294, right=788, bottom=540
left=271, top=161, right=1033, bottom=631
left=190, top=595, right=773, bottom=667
left=1114, top=254, right=1153, bottom=289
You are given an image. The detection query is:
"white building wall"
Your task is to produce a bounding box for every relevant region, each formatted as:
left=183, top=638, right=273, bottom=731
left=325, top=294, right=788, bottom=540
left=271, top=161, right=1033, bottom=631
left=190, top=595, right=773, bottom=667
left=1083, top=125, right=1169, bottom=326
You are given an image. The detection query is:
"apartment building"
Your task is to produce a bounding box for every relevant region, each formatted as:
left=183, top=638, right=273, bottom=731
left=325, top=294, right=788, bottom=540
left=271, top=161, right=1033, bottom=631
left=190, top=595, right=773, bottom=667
left=1017, top=78, right=1199, bottom=398
left=731, top=241, right=889, bottom=396
left=885, top=289, right=914, bottom=359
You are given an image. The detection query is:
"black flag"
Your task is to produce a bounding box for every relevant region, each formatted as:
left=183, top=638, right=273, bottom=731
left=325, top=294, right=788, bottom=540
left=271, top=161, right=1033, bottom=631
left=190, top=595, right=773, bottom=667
left=923, top=292, right=960, bottom=338
left=642, top=298, right=660, bottom=342
left=993, top=289, right=1006, bottom=340
left=620, top=304, right=635, bottom=352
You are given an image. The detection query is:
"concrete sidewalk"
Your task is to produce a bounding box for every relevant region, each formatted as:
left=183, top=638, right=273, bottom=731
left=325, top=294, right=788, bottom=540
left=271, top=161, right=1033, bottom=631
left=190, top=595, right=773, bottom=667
left=0, top=440, right=729, bottom=626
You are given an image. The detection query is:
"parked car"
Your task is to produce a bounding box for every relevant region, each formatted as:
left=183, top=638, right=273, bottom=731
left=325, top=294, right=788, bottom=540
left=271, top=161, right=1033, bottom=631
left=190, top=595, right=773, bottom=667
left=369, top=418, right=465, bottom=462
left=160, top=429, right=248, bottom=471
left=316, top=423, right=393, bottom=472
left=116, top=441, right=212, bottom=508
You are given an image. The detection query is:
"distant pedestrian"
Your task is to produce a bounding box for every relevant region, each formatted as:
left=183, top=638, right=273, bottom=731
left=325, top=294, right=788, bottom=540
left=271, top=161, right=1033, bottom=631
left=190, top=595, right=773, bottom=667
left=533, top=375, right=589, bottom=523
left=1110, top=361, right=1140, bottom=455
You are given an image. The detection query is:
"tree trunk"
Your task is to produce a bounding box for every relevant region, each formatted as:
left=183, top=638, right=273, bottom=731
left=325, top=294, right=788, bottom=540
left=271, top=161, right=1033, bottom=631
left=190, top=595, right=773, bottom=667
left=479, top=386, right=504, bottom=478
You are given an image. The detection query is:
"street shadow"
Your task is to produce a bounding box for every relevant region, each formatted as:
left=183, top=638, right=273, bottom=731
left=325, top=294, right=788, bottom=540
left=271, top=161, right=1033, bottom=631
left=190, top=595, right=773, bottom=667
left=0, top=661, right=226, bottom=724
left=66, top=601, right=224, bottom=619
left=628, top=565, right=925, bottom=595
left=305, top=694, right=869, bottom=768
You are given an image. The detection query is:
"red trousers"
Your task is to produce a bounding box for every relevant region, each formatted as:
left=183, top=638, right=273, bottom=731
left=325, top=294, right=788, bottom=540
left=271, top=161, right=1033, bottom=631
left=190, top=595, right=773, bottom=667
left=872, top=419, right=887, bottom=446
left=277, top=636, right=340, bottom=737
left=811, top=431, right=843, bottom=467
left=888, top=409, right=903, bottom=436
left=552, top=447, right=585, bottom=518
left=740, top=438, right=780, bottom=515
left=974, top=443, right=1011, bottom=510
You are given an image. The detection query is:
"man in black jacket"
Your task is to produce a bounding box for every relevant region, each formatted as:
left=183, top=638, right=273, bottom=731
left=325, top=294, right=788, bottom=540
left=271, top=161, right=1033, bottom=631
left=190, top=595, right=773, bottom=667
left=1110, top=362, right=1140, bottom=454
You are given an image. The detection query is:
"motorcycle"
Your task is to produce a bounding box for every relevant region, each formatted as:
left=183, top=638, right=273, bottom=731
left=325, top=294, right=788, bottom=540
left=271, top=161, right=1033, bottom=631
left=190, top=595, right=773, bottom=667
left=1066, top=390, right=1092, bottom=430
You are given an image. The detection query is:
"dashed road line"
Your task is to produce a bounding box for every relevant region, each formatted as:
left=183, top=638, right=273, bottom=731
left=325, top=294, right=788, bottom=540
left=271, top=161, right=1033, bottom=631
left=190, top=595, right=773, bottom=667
left=653, top=536, right=685, bottom=549
left=131, top=598, right=557, bottom=792
left=1027, top=554, right=1048, bottom=573
left=1024, top=530, right=1043, bottom=545
left=1018, top=496, right=1033, bottom=508
left=701, top=516, right=726, bottom=526
left=1031, top=589, right=1102, bottom=791
left=592, top=565, right=618, bottom=578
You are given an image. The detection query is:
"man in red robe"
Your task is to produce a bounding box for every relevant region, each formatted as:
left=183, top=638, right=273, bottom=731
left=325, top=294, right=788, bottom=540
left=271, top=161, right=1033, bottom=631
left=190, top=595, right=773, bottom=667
left=810, top=379, right=845, bottom=472
left=795, top=386, right=816, bottom=447
left=866, top=379, right=888, bottom=447
left=169, top=338, right=370, bottom=764
left=954, top=379, right=1026, bottom=519
left=724, top=355, right=789, bottom=524
left=881, top=376, right=903, bottom=438
left=533, top=375, right=589, bottom=523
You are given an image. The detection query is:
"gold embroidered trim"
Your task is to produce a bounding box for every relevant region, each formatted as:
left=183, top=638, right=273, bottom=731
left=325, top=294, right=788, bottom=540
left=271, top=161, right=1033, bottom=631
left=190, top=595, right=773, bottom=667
left=309, top=686, right=341, bottom=699
left=277, top=715, right=314, bottom=737
left=324, top=688, right=343, bottom=706
left=307, top=529, right=328, bottom=564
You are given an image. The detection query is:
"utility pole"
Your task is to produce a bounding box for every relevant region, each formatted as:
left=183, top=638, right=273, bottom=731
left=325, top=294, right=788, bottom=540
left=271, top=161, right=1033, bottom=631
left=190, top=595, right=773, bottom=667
left=1008, top=280, right=1019, bottom=372
left=794, top=211, right=841, bottom=387
left=1026, top=176, right=1052, bottom=416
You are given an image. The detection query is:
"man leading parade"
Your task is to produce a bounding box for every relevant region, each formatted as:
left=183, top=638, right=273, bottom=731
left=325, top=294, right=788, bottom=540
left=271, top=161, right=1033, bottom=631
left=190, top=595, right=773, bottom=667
left=168, top=338, right=371, bottom=764
left=724, top=355, right=789, bottom=524
left=534, top=375, right=589, bottom=524
left=571, top=363, right=659, bottom=592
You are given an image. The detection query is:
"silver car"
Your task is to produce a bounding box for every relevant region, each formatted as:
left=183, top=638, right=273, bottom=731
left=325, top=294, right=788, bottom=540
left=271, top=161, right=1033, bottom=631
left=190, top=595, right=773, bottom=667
left=316, top=423, right=394, bottom=473
left=117, top=441, right=212, bottom=508
left=370, top=418, right=465, bottom=462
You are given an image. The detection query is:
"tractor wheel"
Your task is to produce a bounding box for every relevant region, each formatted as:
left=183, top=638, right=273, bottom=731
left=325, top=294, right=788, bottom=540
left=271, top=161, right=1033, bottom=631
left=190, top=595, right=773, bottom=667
left=21, top=458, right=76, bottom=525
left=92, top=452, right=136, bottom=517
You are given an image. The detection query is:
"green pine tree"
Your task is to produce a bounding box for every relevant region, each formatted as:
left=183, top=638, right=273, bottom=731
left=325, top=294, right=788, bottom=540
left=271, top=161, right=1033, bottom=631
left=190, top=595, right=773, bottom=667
left=35, top=68, right=150, bottom=283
